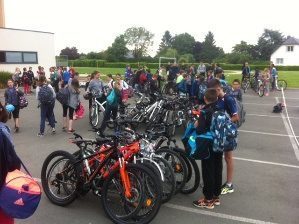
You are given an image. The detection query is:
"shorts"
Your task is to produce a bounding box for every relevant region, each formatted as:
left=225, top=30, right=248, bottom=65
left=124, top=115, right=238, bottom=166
left=11, top=105, right=20, bottom=119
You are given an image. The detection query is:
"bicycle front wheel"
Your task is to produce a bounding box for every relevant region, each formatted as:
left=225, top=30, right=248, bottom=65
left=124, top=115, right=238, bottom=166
left=277, top=79, right=287, bottom=91
left=258, top=85, right=265, bottom=97
left=89, top=104, right=99, bottom=128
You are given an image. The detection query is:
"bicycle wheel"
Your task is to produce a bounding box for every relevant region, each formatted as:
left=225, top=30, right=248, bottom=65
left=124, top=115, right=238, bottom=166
left=101, top=163, right=162, bottom=224
left=167, top=147, right=200, bottom=194
left=89, top=104, right=99, bottom=128
left=41, top=150, right=80, bottom=206
left=258, top=85, right=265, bottom=97
left=155, top=148, right=188, bottom=194
left=277, top=79, right=287, bottom=91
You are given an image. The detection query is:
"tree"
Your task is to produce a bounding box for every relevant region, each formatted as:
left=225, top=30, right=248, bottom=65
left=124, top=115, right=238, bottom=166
left=106, top=35, right=129, bottom=62
left=124, top=27, right=154, bottom=60
left=158, top=48, right=178, bottom=58
left=193, top=41, right=203, bottom=61
left=199, top=31, right=224, bottom=62
left=256, top=29, right=285, bottom=60
left=157, top=31, right=172, bottom=54
left=60, top=47, right=80, bottom=60
left=178, top=54, right=195, bottom=63
left=171, top=33, right=196, bottom=55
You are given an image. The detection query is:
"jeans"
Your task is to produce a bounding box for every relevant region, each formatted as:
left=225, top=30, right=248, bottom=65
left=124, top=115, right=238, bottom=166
left=40, top=102, right=55, bottom=134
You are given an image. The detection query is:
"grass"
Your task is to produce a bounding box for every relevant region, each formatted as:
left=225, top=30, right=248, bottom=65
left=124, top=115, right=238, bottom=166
left=75, top=67, right=299, bottom=88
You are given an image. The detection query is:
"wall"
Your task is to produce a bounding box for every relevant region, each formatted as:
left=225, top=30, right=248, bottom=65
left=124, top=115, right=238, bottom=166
left=271, top=45, right=299, bottom=66
left=0, top=28, right=55, bottom=77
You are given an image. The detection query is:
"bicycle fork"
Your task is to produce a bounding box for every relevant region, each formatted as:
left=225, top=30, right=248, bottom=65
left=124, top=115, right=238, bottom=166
left=119, top=157, right=132, bottom=198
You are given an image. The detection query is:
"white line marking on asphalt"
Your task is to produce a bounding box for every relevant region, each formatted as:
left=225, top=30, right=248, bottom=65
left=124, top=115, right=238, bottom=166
left=164, top=203, right=278, bottom=224
left=234, top=157, right=299, bottom=169
left=238, top=129, right=299, bottom=138
left=244, top=95, right=299, bottom=100
left=246, top=113, right=299, bottom=120
left=243, top=102, right=299, bottom=108
left=275, top=97, right=299, bottom=161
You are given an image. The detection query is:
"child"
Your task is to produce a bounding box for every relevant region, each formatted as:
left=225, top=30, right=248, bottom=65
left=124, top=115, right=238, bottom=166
left=193, top=88, right=222, bottom=209
left=262, top=68, right=271, bottom=96
left=231, top=79, right=242, bottom=102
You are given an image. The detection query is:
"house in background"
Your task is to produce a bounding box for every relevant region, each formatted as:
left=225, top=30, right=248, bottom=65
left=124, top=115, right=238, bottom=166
left=270, top=36, right=299, bottom=66
left=0, top=0, right=55, bottom=76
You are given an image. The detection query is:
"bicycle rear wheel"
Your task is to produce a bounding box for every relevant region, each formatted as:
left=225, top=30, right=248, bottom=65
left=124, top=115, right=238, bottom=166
left=89, top=104, right=99, bottom=128
left=277, top=79, right=287, bottom=91
left=41, top=151, right=80, bottom=206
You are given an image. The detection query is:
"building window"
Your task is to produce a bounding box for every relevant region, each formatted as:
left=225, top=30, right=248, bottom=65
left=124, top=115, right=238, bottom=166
left=276, top=58, right=284, bottom=65
left=0, top=51, right=38, bottom=64
left=287, top=46, right=294, bottom=52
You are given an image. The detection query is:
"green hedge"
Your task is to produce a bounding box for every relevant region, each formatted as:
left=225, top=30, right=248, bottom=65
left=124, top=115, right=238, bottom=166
left=69, top=60, right=299, bottom=71
left=0, top=71, right=12, bottom=88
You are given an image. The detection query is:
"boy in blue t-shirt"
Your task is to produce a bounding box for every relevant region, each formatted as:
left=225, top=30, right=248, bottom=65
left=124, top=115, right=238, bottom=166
left=208, top=79, right=239, bottom=195
left=231, top=79, right=242, bottom=102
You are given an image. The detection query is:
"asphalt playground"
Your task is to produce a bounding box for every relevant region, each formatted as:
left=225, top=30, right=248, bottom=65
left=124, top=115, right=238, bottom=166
left=1, top=87, right=298, bottom=224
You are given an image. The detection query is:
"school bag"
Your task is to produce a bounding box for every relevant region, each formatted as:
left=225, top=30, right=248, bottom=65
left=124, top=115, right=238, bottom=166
left=56, top=87, right=69, bottom=105
left=273, top=103, right=284, bottom=113
left=107, top=89, right=118, bottom=106
left=18, top=95, right=28, bottom=109
left=75, top=103, right=85, bottom=119
left=0, top=162, right=41, bottom=219
left=210, top=111, right=238, bottom=152
left=38, top=85, right=54, bottom=104
left=139, top=73, right=147, bottom=84
left=234, top=98, right=246, bottom=127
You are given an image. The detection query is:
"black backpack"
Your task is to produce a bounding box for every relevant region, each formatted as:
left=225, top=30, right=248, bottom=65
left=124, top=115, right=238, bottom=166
left=38, top=85, right=54, bottom=104
left=56, top=87, right=69, bottom=105
left=273, top=103, right=284, bottom=113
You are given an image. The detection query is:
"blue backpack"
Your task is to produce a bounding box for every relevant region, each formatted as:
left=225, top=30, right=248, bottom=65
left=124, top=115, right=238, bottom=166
left=177, top=80, right=187, bottom=93
left=107, top=89, right=118, bottom=106
left=38, top=85, right=54, bottom=104
left=210, top=111, right=238, bottom=152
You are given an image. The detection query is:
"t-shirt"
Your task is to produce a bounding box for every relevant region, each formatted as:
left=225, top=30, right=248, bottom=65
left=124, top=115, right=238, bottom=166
left=176, top=75, right=184, bottom=84
left=217, top=94, right=238, bottom=117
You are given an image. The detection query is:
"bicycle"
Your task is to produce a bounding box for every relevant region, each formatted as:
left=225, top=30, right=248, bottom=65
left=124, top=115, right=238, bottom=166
left=241, top=75, right=251, bottom=93
left=89, top=93, right=106, bottom=128
left=272, top=76, right=287, bottom=91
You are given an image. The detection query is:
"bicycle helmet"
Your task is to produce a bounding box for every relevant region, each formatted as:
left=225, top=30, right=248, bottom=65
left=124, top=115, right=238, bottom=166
left=5, top=104, right=15, bottom=113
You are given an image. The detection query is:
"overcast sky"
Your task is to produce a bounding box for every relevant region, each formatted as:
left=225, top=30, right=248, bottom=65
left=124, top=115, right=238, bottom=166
left=4, top=0, right=299, bottom=56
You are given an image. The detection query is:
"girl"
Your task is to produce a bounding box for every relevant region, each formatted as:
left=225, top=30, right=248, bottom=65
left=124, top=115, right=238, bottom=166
left=4, top=80, right=24, bottom=133
left=63, top=79, right=80, bottom=133
left=262, top=68, right=271, bottom=96
left=115, top=73, right=129, bottom=102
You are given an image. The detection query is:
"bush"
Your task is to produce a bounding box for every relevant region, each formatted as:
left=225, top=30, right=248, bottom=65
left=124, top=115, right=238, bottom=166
left=0, top=71, right=12, bottom=88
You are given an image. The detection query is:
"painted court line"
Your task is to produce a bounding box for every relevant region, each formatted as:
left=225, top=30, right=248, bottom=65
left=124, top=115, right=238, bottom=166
left=234, top=157, right=299, bottom=169
left=164, top=203, right=278, bottom=224
left=238, top=129, right=299, bottom=138
left=275, top=96, right=299, bottom=161
left=246, top=113, right=299, bottom=120
left=244, top=95, right=299, bottom=100
left=243, top=102, right=299, bottom=108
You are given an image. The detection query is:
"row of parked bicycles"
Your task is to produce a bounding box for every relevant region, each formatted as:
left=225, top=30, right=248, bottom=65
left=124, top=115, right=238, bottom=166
left=41, top=93, right=200, bottom=223
left=241, top=74, right=287, bottom=97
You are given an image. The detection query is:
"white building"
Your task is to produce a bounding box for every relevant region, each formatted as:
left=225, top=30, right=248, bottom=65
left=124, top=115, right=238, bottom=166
left=0, top=27, right=55, bottom=76
left=270, top=36, right=299, bottom=66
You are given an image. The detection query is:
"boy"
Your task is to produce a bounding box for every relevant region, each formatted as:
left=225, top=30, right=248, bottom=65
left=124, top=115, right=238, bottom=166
left=231, top=79, right=242, bottom=102
left=208, top=79, right=239, bottom=195
left=193, top=88, right=222, bottom=209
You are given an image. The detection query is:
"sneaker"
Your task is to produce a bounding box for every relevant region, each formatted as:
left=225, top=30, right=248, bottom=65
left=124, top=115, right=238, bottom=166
left=213, top=196, right=220, bottom=206
left=52, top=128, right=56, bottom=134
left=62, top=127, right=67, bottom=132
left=37, top=133, right=44, bottom=137
left=192, top=198, right=214, bottom=209
left=221, top=183, right=234, bottom=195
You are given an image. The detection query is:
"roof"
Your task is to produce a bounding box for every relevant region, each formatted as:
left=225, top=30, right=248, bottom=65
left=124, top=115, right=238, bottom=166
left=0, top=27, right=54, bottom=35
left=282, top=36, right=299, bottom=45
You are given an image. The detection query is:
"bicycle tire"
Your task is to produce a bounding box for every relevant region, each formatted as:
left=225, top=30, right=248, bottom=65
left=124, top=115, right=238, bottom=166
left=101, top=163, right=162, bottom=224
left=164, top=147, right=200, bottom=194
left=258, top=85, right=265, bottom=97
left=155, top=148, right=188, bottom=194
left=89, top=104, right=99, bottom=128
left=276, top=79, right=287, bottom=91
left=41, top=150, right=80, bottom=206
